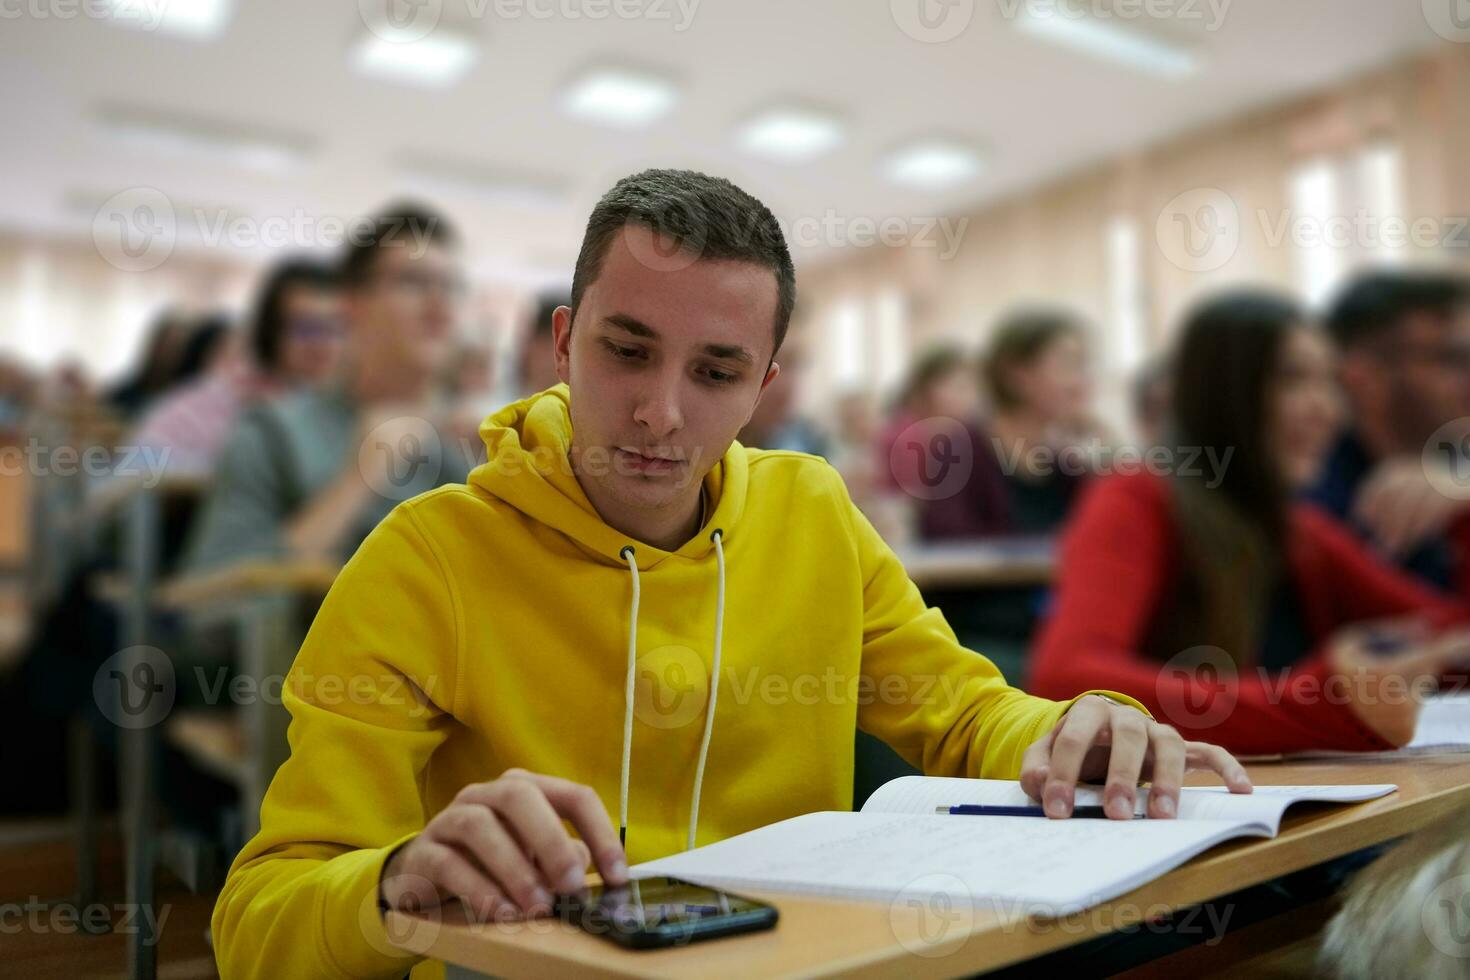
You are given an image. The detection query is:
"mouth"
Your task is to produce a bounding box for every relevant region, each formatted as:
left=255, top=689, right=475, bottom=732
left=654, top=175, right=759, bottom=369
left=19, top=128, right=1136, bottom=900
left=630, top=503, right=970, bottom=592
left=616, top=447, right=683, bottom=475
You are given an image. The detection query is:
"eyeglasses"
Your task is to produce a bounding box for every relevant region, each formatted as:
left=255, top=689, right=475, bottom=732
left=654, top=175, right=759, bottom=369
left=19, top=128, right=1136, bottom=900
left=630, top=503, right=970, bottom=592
left=373, top=268, right=469, bottom=301
left=286, top=315, right=344, bottom=341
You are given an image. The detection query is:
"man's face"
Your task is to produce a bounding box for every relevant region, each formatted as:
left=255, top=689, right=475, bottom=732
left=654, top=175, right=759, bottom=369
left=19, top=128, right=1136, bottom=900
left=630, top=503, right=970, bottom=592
left=347, top=240, right=462, bottom=383
left=1391, top=308, right=1470, bottom=444
left=555, top=224, right=780, bottom=517
left=276, top=285, right=344, bottom=386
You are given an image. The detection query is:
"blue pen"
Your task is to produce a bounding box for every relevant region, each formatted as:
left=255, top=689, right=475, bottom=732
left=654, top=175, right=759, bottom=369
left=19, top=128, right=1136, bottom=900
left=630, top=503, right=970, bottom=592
left=935, top=804, right=1139, bottom=819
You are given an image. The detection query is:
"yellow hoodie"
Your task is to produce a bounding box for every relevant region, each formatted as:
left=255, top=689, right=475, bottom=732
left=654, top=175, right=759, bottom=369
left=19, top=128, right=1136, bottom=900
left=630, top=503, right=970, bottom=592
left=211, top=385, right=1143, bottom=979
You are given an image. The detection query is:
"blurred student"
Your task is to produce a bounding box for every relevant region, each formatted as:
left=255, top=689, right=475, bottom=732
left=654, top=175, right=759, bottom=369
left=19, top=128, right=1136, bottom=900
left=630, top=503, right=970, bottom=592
left=1307, top=270, right=1470, bottom=597
left=183, top=204, right=474, bottom=570
left=1028, top=290, right=1470, bottom=755
left=104, top=309, right=195, bottom=420
left=211, top=170, right=1250, bottom=980
left=736, top=345, right=828, bottom=455
left=127, top=260, right=344, bottom=476
left=514, top=291, right=568, bottom=399
left=877, top=344, right=980, bottom=540
left=1131, top=355, right=1172, bottom=449
left=915, top=310, right=1101, bottom=540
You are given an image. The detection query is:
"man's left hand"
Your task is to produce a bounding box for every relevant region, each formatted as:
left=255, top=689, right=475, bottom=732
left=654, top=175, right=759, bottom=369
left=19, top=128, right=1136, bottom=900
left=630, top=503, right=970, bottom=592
left=1019, top=694, right=1253, bottom=820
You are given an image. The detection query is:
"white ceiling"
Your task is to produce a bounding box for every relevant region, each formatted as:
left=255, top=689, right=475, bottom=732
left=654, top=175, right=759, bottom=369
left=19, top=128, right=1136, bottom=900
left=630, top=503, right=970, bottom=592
left=0, top=0, right=1449, bottom=285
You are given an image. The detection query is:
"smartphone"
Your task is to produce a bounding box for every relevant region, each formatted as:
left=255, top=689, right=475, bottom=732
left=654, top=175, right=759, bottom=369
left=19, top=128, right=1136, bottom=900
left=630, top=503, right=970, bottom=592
left=555, top=875, right=779, bottom=949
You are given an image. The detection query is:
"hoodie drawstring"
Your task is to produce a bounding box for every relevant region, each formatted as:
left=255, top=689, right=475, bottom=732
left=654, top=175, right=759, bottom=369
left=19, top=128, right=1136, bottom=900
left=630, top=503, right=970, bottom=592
left=617, top=544, right=640, bottom=849
left=617, top=529, right=727, bottom=855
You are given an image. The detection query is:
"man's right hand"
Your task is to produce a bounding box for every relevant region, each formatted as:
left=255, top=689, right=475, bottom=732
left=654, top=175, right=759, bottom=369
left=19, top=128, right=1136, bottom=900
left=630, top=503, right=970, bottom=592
left=378, top=769, right=629, bottom=921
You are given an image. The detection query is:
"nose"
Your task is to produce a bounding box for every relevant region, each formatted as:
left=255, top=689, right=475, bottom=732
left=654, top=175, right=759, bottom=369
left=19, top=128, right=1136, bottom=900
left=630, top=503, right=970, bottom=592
left=632, top=371, right=684, bottom=442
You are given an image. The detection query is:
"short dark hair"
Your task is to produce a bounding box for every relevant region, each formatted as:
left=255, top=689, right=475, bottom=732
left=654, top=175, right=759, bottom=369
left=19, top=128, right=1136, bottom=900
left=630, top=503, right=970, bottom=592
left=249, top=258, right=340, bottom=370
left=341, top=201, right=458, bottom=286
left=570, top=169, right=796, bottom=357
left=983, top=307, right=1086, bottom=410
left=899, top=344, right=967, bottom=412
left=1325, top=269, right=1468, bottom=350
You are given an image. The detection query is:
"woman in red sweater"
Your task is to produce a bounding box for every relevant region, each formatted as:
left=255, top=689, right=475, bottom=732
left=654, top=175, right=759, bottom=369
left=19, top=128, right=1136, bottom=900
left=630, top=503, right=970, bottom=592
left=1028, top=290, right=1470, bottom=755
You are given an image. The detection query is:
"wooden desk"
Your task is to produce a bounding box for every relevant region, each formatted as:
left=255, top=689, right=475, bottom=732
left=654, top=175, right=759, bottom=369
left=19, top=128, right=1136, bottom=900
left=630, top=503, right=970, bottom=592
left=385, top=756, right=1470, bottom=978
left=897, top=539, right=1055, bottom=590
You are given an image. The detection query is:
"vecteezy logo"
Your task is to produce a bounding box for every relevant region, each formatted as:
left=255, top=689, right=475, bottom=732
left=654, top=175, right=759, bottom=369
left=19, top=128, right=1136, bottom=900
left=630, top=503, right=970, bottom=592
left=889, top=416, right=974, bottom=501
left=890, top=0, right=974, bottom=43
left=359, top=416, right=443, bottom=501
left=1425, top=418, right=1470, bottom=502
left=358, top=0, right=442, bottom=42
left=92, top=188, right=176, bottom=272
left=1155, top=646, right=1239, bottom=730
left=1155, top=188, right=1240, bottom=273
left=1423, top=0, right=1470, bottom=43
left=94, top=646, right=176, bottom=730
left=1424, top=874, right=1470, bottom=958
left=634, top=645, right=709, bottom=730
left=889, top=874, right=975, bottom=957
left=623, top=191, right=708, bottom=275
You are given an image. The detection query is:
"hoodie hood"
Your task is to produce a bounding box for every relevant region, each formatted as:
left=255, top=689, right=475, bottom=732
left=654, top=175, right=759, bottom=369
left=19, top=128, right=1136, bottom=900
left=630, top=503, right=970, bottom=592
left=471, top=384, right=747, bottom=569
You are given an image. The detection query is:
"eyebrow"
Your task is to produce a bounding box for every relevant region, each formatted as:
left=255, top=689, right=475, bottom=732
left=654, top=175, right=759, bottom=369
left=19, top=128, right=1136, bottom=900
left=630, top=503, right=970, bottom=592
left=602, top=313, right=756, bottom=365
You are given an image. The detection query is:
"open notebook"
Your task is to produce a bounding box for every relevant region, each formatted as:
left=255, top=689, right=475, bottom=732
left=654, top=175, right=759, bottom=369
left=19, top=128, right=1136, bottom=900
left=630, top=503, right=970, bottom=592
left=633, top=777, right=1396, bottom=915
left=1275, top=692, right=1470, bottom=761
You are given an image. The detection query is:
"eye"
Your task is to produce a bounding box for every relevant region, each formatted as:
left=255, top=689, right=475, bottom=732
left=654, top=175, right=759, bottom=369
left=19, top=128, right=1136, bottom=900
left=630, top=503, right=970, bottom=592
left=701, top=367, right=739, bottom=385
left=601, top=340, right=645, bottom=361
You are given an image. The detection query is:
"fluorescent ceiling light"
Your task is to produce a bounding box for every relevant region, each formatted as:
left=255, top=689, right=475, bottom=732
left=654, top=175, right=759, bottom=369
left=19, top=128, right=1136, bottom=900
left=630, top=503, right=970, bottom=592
left=560, top=67, right=677, bottom=129
left=397, top=157, right=569, bottom=210
left=881, top=139, right=984, bottom=190
left=735, top=106, right=845, bottom=164
left=93, top=108, right=309, bottom=175
left=1014, top=9, right=1199, bottom=78
left=100, top=0, right=234, bottom=39
left=350, top=27, right=479, bottom=87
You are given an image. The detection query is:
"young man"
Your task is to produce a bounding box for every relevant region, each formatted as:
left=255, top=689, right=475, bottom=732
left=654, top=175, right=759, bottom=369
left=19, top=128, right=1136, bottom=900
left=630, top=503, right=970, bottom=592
left=185, top=205, right=476, bottom=570
left=211, top=170, right=1250, bottom=979
left=1308, top=270, right=1470, bottom=598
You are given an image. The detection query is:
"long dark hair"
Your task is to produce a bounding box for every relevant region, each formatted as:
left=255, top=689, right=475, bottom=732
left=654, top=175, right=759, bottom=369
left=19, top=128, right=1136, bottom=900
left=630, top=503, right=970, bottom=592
left=1161, top=289, right=1304, bottom=666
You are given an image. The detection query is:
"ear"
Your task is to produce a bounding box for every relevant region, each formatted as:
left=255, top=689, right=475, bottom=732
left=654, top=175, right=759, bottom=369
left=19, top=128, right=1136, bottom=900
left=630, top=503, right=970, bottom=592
left=552, top=305, right=574, bottom=385
left=743, top=360, right=782, bottom=426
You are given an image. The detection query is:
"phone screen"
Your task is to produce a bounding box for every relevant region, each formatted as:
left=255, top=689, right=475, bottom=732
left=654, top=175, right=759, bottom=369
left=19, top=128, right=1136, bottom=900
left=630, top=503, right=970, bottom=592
left=557, top=876, right=777, bottom=947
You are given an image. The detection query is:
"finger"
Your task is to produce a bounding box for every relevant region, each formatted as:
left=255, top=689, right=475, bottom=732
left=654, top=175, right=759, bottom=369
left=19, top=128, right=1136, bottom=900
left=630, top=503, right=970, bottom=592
left=508, top=770, right=629, bottom=886
left=1044, top=698, right=1109, bottom=818
left=1142, top=725, right=1185, bottom=819
left=1101, top=710, right=1149, bottom=820
left=1185, top=742, right=1252, bottom=793
left=469, top=779, right=588, bottom=896
left=1019, top=719, right=1062, bottom=801
left=430, top=802, right=551, bottom=914
left=402, top=837, right=514, bottom=923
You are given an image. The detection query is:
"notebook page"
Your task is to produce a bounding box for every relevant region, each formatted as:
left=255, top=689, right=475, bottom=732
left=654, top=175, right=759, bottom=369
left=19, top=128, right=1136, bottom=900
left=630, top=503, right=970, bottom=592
left=633, top=811, right=1257, bottom=914
left=1406, top=693, right=1470, bottom=750
left=1174, top=784, right=1397, bottom=832
left=862, top=775, right=1394, bottom=833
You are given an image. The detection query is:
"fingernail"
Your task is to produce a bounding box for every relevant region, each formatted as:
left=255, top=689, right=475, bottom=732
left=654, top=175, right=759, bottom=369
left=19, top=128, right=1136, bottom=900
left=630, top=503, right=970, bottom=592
left=1107, top=796, right=1131, bottom=820
left=1156, top=795, right=1176, bottom=818
left=561, top=867, right=585, bottom=893
left=1045, top=794, right=1068, bottom=818
left=608, top=858, right=628, bottom=881
left=531, top=887, right=552, bottom=909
